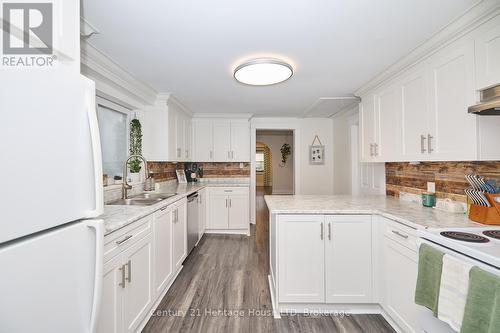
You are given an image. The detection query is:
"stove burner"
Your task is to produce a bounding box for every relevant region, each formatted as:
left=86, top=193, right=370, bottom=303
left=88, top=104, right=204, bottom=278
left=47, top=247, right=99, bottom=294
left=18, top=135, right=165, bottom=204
left=440, top=231, right=490, bottom=243
left=483, top=230, right=500, bottom=240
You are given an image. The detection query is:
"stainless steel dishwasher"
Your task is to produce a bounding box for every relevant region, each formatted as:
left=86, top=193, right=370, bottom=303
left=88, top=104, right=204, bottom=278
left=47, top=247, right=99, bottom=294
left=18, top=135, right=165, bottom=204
left=186, top=192, right=199, bottom=255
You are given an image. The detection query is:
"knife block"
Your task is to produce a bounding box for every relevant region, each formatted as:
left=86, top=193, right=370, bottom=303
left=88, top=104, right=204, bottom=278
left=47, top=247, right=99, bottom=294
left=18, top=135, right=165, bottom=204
left=469, top=193, right=500, bottom=225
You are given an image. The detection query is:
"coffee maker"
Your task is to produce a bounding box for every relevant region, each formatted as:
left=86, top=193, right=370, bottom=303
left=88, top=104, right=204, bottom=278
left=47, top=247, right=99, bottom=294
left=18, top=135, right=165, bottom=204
left=184, top=163, right=199, bottom=182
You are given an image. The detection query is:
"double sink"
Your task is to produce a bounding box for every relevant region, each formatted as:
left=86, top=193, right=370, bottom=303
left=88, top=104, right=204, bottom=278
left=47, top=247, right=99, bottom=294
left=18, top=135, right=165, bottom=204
left=108, top=192, right=178, bottom=206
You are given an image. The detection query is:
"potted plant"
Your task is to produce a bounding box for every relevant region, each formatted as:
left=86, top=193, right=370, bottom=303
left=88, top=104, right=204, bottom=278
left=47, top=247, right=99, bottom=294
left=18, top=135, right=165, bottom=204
left=280, top=143, right=291, bottom=167
left=128, top=118, right=143, bottom=183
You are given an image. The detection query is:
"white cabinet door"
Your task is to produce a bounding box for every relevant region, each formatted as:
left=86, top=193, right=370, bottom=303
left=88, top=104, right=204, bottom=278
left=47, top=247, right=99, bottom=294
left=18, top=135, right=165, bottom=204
left=230, top=121, right=250, bottom=161
left=193, top=119, right=214, bottom=162
left=376, top=84, right=402, bottom=162
left=96, top=255, right=123, bottom=333
left=213, top=120, right=231, bottom=161
left=184, top=117, right=192, bottom=161
left=360, top=95, right=376, bottom=162
left=176, top=112, right=185, bottom=161
left=153, top=207, right=173, bottom=297
left=325, top=215, right=372, bottom=303
left=428, top=40, right=477, bottom=161
left=228, top=193, right=249, bottom=230
left=122, top=233, right=153, bottom=333
left=172, top=201, right=187, bottom=270
left=208, top=193, right=229, bottom=229
left=168, top=110, right=178, bottom=161
left=401, top=68, right=430, bottom=160
left=278, top=215, right=325, bottom=303
left=198, top=188, right=207, bottom=239
left=383, top=237, right=420, bottom=333
left=475, top=15, right=500, bottom=90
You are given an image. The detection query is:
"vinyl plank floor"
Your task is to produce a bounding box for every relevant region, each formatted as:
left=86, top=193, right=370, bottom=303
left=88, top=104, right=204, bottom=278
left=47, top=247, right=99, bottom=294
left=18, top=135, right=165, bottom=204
left=142, top=187, right=395, bottom=333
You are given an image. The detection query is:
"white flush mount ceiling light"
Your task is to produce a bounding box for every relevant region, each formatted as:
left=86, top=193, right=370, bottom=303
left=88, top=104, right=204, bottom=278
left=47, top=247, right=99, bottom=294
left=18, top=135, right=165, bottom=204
left=234, top=58, right=293, bottom=86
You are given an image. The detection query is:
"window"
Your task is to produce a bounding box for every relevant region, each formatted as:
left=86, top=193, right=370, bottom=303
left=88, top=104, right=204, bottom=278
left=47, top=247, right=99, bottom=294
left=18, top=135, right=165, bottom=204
left=97, top=104, right=128, bottom=178
left=256, top=151, right=265, bottom=172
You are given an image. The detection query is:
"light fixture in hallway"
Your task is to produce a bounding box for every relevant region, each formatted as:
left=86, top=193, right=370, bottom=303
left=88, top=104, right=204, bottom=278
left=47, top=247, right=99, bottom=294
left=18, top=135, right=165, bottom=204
left=234, top=58, right=293, bottom=86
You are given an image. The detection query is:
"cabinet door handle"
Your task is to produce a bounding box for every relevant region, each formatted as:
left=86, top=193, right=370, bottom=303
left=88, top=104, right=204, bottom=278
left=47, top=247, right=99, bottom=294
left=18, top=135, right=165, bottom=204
left=175, top=209, right=178, bottom=222
left=320, top=222, right=324, bottom=240
left=374, top=143, right=378, bottom=157
left=225, top=198, right=228, bottom=208
left=328, top=223, right=331, bottom=241
left=119, top=264, right=126, bottom=288
left=160, top=205, right=169, bottom=211
left=369, top=144, right=374, bottom=157
left=229, top=198, right=232, bottom=208
left=420, top=135, right=427, bottom=154
left=177, top=148, right=181, bottom=158
left=210, top=151, right=213, bottom=159
left=391, top=230, right=409, bottom=239
left=116, top=235, right=133, bottom=245
left=427, top=134, right=434, bottom=154
left=126, top=260, right=132, bottom=283
left=231, top=151, right=234, bottom=159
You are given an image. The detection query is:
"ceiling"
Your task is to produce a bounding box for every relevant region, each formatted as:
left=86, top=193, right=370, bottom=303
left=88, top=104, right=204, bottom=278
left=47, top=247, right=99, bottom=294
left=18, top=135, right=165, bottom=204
left=82, top=0, right=479, bottom=117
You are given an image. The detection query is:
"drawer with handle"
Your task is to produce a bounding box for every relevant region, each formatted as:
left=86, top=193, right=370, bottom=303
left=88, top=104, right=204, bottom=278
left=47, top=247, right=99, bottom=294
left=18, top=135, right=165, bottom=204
left=104, top=215, right=153, bottom=262
left=208, top=187, right=249, bottom=196
left=384, top=220, right=418, bottom=252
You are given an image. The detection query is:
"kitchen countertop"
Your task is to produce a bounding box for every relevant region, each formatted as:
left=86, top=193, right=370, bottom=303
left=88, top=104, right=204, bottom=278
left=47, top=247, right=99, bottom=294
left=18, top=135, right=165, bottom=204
left=101, top=181, right=249, bottom=235
left=264, top=194, right=483, bottom=230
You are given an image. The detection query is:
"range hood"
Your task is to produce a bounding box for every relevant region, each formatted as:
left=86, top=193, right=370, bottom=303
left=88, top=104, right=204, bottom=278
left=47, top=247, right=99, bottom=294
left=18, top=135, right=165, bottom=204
left=468, top=84, right=500, bottom=115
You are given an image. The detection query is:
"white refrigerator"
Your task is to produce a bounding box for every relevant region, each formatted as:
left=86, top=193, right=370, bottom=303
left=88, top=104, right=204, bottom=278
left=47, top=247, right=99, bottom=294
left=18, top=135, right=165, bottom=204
left=0, top=68, right=104, bottom=333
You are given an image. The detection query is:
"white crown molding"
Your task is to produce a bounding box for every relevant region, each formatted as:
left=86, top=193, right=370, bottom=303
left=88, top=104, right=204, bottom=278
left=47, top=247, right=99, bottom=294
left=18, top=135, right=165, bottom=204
left=355, top=0, right=500, bottom=96
left=192, top=113, right=253, bottom=119
left=80, top=41, right=158, bottom=109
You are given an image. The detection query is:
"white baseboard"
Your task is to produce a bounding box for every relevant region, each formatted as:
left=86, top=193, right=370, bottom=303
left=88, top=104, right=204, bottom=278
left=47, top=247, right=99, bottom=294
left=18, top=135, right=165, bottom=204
left=204, top=229, right=249, bottom=235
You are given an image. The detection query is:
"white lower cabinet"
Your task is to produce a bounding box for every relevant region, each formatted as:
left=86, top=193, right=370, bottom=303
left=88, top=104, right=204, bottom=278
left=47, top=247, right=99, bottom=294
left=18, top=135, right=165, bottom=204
left=198, top=188, right=207, bottom=240
left=325, top=215, right=372, bottom=303
left=277, top=215, right=372, bottom=304
left=98, top=198, right=188, bottom=333
left=97, top=221, right=153, bottom=333
left=122, top=235, right=154, bottom=333
left=172, top=198, right=187, bottom=270
left=206, top=187, right=249, bottom=232
left=278, top=215, right=325, bottom=303
left=381, top=218, right=420, bottom=333
left=153, top=206, right=173, bottom=296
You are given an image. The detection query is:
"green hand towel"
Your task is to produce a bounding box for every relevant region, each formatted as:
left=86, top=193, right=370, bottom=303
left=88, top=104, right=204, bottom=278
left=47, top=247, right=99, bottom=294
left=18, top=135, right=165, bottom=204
left=414, top=243, right=444, bottom=316
left=461, top=267, right=500, bottom=333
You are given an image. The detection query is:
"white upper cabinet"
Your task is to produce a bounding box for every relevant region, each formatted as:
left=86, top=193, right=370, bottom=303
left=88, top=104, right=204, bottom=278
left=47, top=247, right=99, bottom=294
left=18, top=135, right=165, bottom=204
left=400, top=67, right=430, bottom=161
left=212, top=120, right=232, bottom=161
left=360, top=95, right=376, bottom=162
left=475, top=14, right=500, bottom=90
left=375, top=83, right=402, bottom=162
left=143, top=96, right=192, bottom=162
left=427, top=40, right=477, bottom=161
left=358, top=13, right=500, bottom=162
left=192, top=118, right=250, bottom=162
left=193, top=120, right=214, bottom=161
left=230, top=120, right=250, bottom=161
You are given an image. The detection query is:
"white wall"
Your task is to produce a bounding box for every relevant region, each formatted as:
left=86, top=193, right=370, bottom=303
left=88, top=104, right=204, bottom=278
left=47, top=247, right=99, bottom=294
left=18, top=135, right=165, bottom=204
left=300, top=118, right=334, bottom=195
left=332, top=107, right=358, bottom=194
left=256, top=131, right=294, bottom=194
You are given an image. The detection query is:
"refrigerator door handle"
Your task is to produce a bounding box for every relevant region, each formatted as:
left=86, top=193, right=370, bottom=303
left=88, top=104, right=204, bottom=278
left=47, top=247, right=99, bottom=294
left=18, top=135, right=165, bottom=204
left=85, top=78, right=104, bottom=217
left=87, top=220, right=104, bottom=333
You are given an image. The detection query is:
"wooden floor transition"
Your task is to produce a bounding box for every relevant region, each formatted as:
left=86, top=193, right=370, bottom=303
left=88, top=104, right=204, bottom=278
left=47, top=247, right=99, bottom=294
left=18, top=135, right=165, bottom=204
left=142, top=187, right=395, bottom=333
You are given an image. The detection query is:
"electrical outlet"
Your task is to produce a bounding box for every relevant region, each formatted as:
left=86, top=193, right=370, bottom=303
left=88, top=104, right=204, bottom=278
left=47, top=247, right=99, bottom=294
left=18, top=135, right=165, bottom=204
left=239, top=163, right=244, bottom=169
left=427, top=182, right=436, bottom=193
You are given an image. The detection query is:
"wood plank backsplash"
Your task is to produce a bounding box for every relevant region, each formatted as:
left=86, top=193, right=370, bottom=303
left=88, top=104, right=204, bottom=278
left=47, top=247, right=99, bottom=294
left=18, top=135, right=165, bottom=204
left=386, top=161, right=500, bottom=202
left=147, top=162, right=250, bottom=182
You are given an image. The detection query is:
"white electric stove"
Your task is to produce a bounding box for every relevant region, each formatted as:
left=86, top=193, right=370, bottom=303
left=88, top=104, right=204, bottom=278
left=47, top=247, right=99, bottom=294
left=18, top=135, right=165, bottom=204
left=417, top=226, right=500, bottom=333
left=418, top=226, right=500, bottom=269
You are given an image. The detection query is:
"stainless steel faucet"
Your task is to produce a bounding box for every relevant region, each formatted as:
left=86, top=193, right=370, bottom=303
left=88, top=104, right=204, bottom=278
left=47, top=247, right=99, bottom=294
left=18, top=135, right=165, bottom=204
left=122, top=154, right=149, bottom=199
